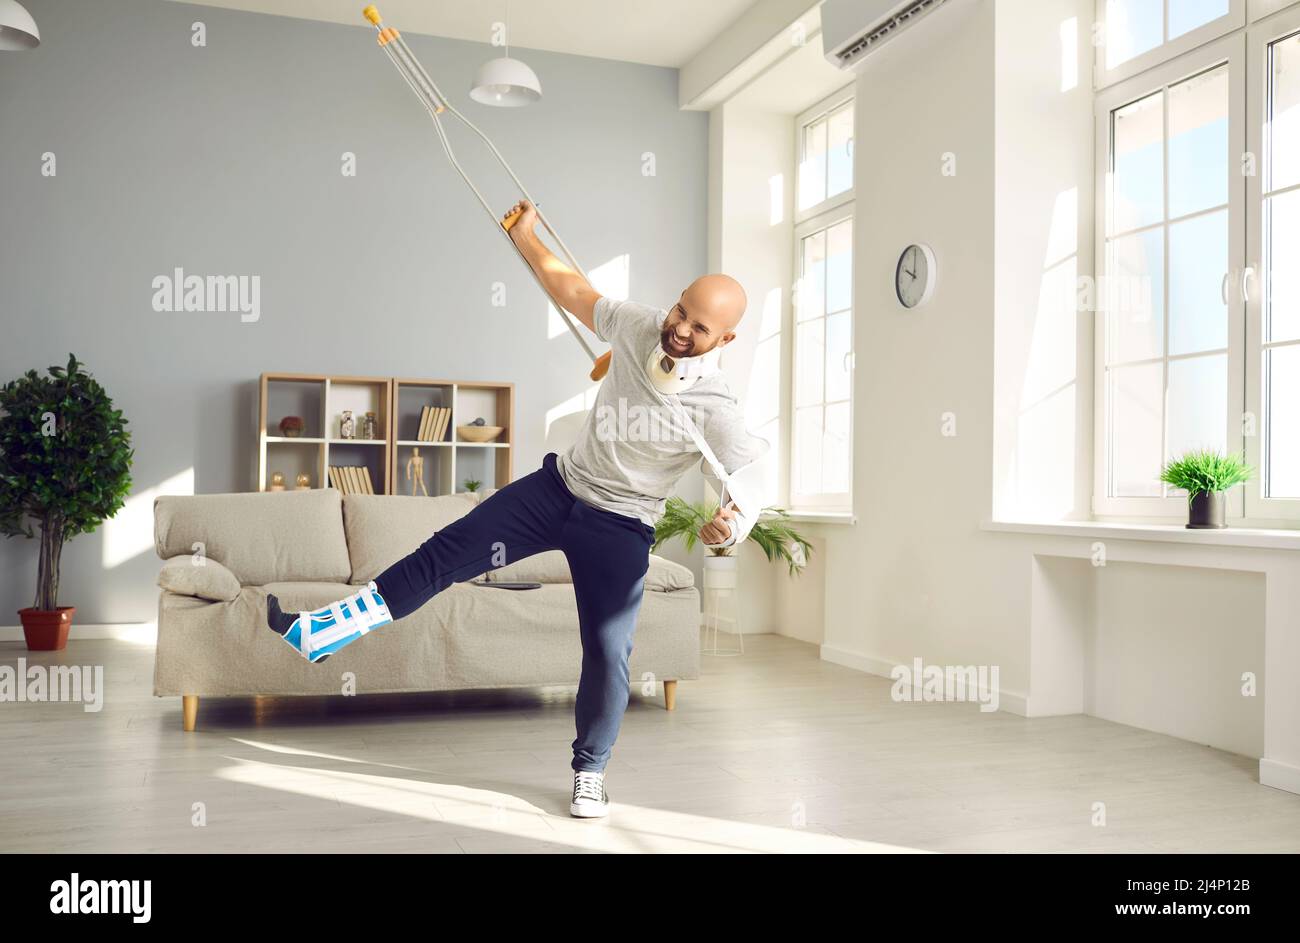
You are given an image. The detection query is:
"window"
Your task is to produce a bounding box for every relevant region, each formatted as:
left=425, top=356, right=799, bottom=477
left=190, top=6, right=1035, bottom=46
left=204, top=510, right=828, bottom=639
left=1095, top=3, right=1300, bottom=523
left=1097, top=0, right=1244, bottom=88
left=792, top=91, right=854, bottom=511
left=798, top=98, right=854, bottom=214
left=1097, top=54, right=1238, bottom=508
left=1246, top=8, right=1300, bottom=517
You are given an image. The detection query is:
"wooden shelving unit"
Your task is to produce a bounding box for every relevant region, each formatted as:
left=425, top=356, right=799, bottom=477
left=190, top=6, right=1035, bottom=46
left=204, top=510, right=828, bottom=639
left=391, top=378, right=514, bottom=497
left=258, top=373, right=513, bottom=498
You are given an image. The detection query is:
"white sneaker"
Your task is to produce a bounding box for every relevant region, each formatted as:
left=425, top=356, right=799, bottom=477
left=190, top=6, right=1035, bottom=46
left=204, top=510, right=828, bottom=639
left=570, top=770, right=610, bottom=818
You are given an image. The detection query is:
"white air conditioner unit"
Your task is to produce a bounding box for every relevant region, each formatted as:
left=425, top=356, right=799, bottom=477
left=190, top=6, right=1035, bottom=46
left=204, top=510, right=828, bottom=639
left=822, top=0, right=953, bottom=71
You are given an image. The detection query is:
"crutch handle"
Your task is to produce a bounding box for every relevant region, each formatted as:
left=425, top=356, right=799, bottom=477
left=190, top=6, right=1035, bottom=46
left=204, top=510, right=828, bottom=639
left=590, top=350, right=612, bottom=381
left=501, top=207, right=525, bottom=232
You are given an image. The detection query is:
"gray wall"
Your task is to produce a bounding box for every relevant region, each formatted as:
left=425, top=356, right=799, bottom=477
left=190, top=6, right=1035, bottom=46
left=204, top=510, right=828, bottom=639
left=0, top=0, right=708, bottom=622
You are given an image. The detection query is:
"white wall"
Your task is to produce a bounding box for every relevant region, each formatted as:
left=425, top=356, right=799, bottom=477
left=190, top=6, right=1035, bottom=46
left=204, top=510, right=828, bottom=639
left=815, top=0, right=1024, bottom=686
left=705, top=99, right=802, bottom=634
left=993, top=0, right=1096, bottom=522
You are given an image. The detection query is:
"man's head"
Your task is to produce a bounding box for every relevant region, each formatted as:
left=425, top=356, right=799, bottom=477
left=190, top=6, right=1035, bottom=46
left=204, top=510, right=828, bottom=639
left=659, top=274, right=747, bottom=359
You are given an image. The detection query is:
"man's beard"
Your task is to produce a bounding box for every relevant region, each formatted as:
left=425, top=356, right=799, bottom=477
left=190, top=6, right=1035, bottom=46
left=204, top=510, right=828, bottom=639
left=660, top=326, right=696, bottom=358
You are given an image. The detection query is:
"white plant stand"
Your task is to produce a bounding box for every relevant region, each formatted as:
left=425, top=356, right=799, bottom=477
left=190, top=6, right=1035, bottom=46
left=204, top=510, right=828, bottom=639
left=701, top=554, right=743, bottom=656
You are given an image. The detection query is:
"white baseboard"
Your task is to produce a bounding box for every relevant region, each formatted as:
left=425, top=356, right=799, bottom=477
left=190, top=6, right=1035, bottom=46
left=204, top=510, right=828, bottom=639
left=1260, top=758, right=1300, bottom=796
left=819, top=643, right=1029, bottom=715
left=0, top=623, right=156, bottom=643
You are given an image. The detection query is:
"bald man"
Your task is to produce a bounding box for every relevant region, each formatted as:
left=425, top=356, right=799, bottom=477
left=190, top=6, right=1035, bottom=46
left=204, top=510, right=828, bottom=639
left=263, top=199, right=770, bottom=818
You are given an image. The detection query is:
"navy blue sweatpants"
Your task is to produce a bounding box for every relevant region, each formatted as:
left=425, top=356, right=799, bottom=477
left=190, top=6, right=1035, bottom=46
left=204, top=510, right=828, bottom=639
left=374, top=451, right=657, bottom=772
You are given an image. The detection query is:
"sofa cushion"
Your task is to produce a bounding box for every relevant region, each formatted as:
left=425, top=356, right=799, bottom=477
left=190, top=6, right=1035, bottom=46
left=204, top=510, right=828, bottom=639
left=155, top=489, right=351, bottom=586
left=489, top=550, right=693, bottom=592
left=343, top=493, right=481, bottom=584
left=157, top=555, right=242, bottom=602
left=258, top=581, right=359, bottom=610
left=487, top=549, right=573, bottom=584
left=645, top=555, right=694, bottom=592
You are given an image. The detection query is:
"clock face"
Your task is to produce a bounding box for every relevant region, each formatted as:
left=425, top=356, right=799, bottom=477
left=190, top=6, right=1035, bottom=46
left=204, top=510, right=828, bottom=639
left=896, top=244, right=935, bottom=308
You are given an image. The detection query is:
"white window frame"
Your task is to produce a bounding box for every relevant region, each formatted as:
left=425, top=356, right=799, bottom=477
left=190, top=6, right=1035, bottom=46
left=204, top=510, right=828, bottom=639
left=1093, top=33, right=1247, bottom=520
left=790, top=89, right=855, bottom=513
left=1096, top=0, right=1246, bottom=89
left=1244, top=2, right=1300, bottom=521
left=794, top=88, right=855, bottom=226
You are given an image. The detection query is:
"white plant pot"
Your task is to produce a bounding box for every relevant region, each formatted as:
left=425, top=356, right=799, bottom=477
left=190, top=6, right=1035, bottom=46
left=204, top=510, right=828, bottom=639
left=702, top=553, right=738, bottom=590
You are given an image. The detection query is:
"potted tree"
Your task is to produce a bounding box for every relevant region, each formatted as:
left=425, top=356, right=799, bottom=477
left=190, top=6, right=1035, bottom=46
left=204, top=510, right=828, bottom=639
left=1159, top=449, right=1252, bottom=529
left=652, top=496, right=813, bottom=591
left=0, top=355, right=133, bottom=650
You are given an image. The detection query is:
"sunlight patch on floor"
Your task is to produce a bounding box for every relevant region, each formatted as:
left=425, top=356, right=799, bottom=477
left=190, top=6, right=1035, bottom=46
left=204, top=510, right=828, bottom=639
left=217, top=755, right=923, bottom=853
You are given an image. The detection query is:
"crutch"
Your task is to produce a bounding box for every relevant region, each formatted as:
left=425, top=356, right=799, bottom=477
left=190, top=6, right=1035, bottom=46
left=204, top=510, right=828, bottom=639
left=361, top=5, right=612, bottom=382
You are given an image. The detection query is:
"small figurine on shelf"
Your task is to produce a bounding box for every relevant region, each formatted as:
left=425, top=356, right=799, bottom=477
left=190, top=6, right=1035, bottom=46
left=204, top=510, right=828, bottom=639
left=339, top=410, right=354, bottom=440
left=269, top=471, right=286, bottom=492
left=295, top=473, right=312, bottom=491
left=279, top=415, right=304, bottom=438
left=363, top=411, right=377, bottom=441
left=407, top=447, right=429, bottom=496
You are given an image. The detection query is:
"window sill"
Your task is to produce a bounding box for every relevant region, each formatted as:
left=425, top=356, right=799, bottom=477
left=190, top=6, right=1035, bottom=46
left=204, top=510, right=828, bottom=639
left=982, top=518, right=1300, bottom=551
left=778, top=510, right=857, bottom=525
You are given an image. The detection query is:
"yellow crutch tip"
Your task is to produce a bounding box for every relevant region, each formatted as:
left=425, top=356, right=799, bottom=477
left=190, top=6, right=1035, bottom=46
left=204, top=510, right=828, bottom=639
left=362, top=5, right=382, bottom=25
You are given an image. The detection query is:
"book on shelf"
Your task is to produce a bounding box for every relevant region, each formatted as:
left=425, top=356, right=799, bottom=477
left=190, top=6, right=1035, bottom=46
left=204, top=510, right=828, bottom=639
left=328, top=465, right=376, bottom=495
left=416, top=405, right=451, bottom=442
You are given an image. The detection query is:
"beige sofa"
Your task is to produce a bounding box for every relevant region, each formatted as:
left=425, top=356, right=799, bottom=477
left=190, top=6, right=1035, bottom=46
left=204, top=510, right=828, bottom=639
left=152, top=489, right=701, bottom=731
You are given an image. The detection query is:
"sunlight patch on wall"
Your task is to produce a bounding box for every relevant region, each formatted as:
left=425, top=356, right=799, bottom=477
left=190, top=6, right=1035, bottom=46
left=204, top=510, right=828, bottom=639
left=769, top=173, right=785, bottom=226
left=103, top=467, right=194, bottom=569
left=545, top=388, right=599, bottom=439
left=547, top=253, right=630, bottom=339
left=1060, top=18, right=1079, bottom=93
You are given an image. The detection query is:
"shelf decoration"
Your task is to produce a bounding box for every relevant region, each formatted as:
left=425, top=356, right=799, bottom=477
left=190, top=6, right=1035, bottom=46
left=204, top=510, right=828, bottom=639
left=407, top=448, right=429, bottom=496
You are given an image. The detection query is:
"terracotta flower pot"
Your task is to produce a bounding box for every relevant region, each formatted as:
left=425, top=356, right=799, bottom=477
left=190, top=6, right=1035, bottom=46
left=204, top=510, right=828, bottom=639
left=18, top=607, right=75, bottom=651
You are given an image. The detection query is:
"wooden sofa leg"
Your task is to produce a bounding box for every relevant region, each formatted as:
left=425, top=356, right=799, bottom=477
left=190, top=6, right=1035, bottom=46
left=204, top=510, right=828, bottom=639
left=182, top=695, right=199, bottom=732
left=663, top=680, right=677, bottom=712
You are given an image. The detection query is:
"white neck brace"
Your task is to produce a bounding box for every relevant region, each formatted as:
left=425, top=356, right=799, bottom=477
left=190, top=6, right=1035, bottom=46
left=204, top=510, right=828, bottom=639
left=644, top=342, right=722, bottom=394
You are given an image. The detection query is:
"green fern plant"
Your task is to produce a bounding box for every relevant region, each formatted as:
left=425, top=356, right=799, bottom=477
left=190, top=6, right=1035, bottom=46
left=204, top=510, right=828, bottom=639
left=652, top=495, right=812, bottom=576
left=1159, top=449, right=1252, bottom=499
left=462, top=478, right=481, bottom=493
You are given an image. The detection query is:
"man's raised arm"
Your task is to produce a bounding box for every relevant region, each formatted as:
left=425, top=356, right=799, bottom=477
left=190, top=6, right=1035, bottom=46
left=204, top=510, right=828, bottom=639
left=504, top=200, right=601, bottom=332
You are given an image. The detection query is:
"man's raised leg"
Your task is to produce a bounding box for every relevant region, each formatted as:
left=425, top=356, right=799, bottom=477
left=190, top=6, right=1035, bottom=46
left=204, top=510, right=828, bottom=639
left=265, top=453, right=576, bottom=661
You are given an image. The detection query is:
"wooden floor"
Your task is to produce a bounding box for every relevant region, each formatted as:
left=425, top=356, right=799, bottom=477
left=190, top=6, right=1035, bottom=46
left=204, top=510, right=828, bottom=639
left=3, top=633, right=1299, bottom=853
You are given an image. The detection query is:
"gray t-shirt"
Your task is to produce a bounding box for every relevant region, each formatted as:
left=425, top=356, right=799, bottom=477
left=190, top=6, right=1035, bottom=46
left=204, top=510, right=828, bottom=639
left=556, top=295, right=768, bottom=529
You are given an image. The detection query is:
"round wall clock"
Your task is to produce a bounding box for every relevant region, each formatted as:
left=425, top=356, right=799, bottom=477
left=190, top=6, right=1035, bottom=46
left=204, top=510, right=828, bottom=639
left=895, top=243, right=937, bottom=309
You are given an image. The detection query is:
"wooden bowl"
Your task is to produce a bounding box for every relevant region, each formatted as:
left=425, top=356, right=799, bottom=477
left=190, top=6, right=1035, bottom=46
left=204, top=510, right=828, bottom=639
left=456, top=424, right=504, bottom=443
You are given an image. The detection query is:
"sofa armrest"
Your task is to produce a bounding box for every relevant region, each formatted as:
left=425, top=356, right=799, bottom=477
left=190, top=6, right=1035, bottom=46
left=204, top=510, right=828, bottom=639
left=157, top=554, right=241, bottom=602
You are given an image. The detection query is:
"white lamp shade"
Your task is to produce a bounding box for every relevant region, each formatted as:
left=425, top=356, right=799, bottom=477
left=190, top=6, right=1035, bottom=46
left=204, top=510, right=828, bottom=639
left=469, top=56, right=542, bottom=107
left=0, top=0, right=39, bottom=51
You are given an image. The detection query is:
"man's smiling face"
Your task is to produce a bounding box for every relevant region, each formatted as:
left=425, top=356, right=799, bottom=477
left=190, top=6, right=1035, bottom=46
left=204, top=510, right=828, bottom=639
left=658, top=275, right=747, bottom=359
